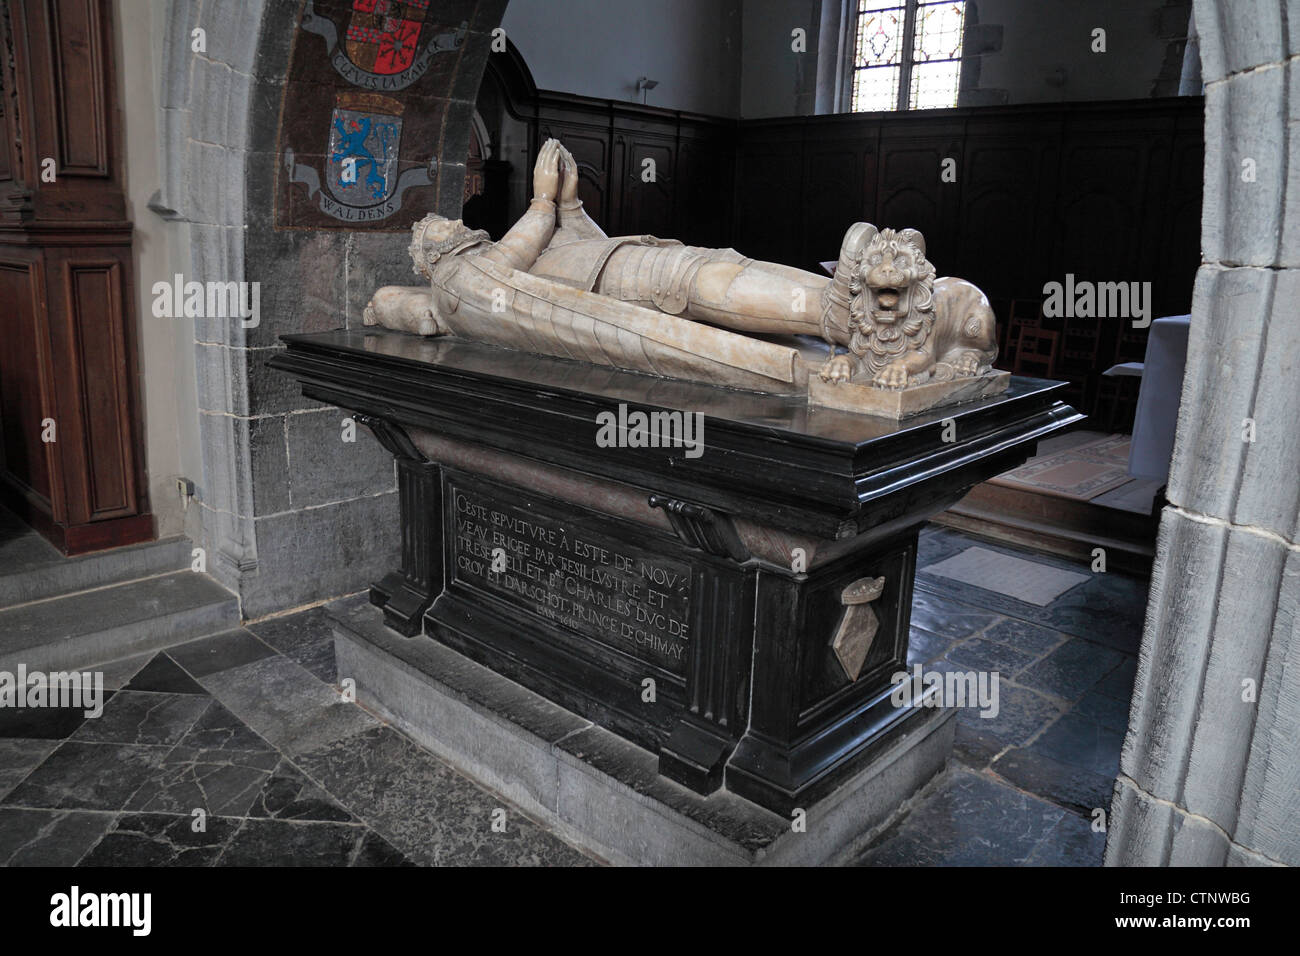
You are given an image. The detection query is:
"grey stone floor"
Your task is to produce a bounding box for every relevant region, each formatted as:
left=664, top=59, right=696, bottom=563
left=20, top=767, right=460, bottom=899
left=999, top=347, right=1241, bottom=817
left=0, top=615, right=595, bottom=866
left=852, top=525, right=1146, bottom=866
left=0, top=524, right=1146, bottom=866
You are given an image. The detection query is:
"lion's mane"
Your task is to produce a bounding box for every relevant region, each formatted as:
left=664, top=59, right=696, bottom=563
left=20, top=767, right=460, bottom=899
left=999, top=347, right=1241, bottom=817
left=846, top=228, right=938, bottom=377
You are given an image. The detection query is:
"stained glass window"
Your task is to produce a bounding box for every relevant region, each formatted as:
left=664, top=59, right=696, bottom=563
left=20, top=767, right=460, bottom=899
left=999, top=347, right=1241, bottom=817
left=854, top=3, right=905, bottom=67
left=850, top=0, right=965, bottom=112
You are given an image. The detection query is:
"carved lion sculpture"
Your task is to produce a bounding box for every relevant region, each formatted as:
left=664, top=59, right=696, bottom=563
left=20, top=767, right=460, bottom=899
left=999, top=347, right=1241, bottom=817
left=819, top=224, right=998, bottom=389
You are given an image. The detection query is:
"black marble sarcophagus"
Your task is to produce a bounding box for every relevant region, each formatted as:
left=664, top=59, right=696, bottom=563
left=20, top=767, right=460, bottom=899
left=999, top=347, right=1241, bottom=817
left=271, top=329, right=1079, bottom=814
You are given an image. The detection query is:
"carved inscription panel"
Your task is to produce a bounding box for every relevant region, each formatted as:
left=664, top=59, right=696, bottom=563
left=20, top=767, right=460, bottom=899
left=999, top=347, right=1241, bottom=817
left=448, top=478, right=692, bottom=674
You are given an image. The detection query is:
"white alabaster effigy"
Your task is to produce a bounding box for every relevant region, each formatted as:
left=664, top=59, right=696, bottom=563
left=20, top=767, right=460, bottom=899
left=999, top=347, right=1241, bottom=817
left=364, top=139, right=1007, bottom=418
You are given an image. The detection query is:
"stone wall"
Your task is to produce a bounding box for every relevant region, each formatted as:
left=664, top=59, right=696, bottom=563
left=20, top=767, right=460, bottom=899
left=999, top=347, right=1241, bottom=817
left=957, top=0, right=1192, bottom=108
left=502, top=0, right=743, bottom=116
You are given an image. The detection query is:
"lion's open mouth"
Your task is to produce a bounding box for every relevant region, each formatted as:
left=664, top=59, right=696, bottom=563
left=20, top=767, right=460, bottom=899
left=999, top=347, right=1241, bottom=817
left=871, top=286, right=904, bottom=320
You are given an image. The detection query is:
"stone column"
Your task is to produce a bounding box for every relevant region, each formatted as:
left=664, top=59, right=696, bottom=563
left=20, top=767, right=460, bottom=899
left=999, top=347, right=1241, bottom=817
left=1106, top=0, right=1299, bottom=867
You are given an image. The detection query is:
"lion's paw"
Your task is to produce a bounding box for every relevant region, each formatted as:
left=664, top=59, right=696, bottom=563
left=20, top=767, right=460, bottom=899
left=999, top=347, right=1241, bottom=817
left=873, top=362, right=910, bottom=390
left=819, top=354, right=855, bottom=383
left=952, top=352, right=982, bottom=377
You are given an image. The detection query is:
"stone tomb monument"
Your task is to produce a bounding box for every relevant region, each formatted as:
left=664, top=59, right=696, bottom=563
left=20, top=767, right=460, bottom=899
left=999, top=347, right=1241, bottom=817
left=271, top=140, right=1079, bottom=863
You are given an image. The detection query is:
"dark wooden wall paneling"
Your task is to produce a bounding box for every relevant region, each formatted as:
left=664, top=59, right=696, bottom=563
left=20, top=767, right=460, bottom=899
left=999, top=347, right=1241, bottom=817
left=737, top=99, right=1203, bottom=316
left=522, top=94, right=1202, bottom=319
left=735, top=100, right=1203, bottom=426
left=527, top=91, right=736, bottom=252
left=510, top=83, right=1203, bottom=430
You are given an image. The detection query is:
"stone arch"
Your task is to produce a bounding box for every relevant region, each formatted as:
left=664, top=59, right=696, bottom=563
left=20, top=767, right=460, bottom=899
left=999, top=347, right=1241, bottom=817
left=1106, top=0, right=1300, bottom=866
left=155, top=0, right=509, bottom=616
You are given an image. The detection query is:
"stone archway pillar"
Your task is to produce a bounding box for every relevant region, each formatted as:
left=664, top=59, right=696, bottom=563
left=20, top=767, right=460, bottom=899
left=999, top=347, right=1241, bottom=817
left=1105, top=0, right=1299, bottom=866
left=155, top=0, right=262, bottom=594
left=154, top=1, right=511, bottom=616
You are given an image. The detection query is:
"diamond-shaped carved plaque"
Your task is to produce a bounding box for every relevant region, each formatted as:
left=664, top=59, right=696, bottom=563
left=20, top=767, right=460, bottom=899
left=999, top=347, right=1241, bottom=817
left=831, top=576, right=887, bottom=681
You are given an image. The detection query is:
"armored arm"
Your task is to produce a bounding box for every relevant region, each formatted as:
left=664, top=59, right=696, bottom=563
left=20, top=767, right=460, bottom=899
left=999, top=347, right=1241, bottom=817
left=479, top=196, right=558, bottom=272
left=554, top=199, right=607, bottom=244
left=479, top=138, right=564, bottom=272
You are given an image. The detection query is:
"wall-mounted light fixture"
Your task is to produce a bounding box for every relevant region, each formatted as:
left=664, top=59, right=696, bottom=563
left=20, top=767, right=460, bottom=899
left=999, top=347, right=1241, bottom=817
left=636, top=76, right=659, bottom=105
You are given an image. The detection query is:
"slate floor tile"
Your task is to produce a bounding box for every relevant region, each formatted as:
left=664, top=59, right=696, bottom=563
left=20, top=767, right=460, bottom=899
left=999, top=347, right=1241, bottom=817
left=282, top=638, right=337, bottom=685
left=248, top=607, right=340, bottom=684
left=917, top=527, right=977, bottom=564
left=124, top=654, right=209, bottom=695
left=177, top=700, right=276, bottom=754
left=1095, top=656, right=1138, bottom=701
left=1017, top=638, right=1128, bottom=702
left=1075, top=687, right=1134, bottom=733
left=215, top=818, right=374, bottom=866
left=295, top=725, right=592, bottom=866
left=946, top=636, right=1038, bottom=676
left=124, top=746, right=280, bottom=817
left=247, top=606, right=333, bottom=653
left=0, top=738, right=58, bottom=799
left=922, top=529, right=1088, bottom=576
left=1032, top=576, right=1147, bottom=653
left=2, top=742, right=169, bottom=811
left=1055, top=574, right=1151, bottom=652
left=956, top=682, right=1064, bottom=747
left=71, top=690, right=209, bottom=747
left=246, top=760, right=354, bottom=822
left=98, top=653, right=155, bottom=691
left=80, top=812, right=242, bottom=866
left=980, top=618, right=1068, bottom=656
left=352, top=829, right=417, bottom=866
left=991, top=746, right=1116, bottom=816
left=199, top=654, right=377, bottom=756
left=910, top=588, right=1000, bottom=642
left=907, top=625, right=955, bottom=665
left=951, top=724, right=1005, bottom=770
left=1025, top=811, right=1108, bottom=866
left=1028, top=711, right=1125, bottom=778
left=0, top=807, right=114, bottom=865
left=0, top=700, right=107, bottom=740
left=169, top=629, right=276, bottom=679
left=855, top=768, right=1065, bottom=866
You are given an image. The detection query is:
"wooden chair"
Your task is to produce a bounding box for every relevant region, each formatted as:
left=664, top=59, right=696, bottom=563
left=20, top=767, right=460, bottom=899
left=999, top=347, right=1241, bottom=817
left=1013, top=325, right=1059, bottom=378
left=1002, top=298, right=1044, bottom=367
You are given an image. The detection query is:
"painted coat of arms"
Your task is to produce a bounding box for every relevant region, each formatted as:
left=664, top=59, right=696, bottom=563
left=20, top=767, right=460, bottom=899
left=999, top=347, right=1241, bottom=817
left=283, top=92, right=435, bottom=222
left=301, top=0, right=466, bottom=90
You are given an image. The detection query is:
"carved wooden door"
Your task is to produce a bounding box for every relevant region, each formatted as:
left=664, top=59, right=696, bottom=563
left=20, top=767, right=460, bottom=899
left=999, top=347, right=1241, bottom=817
left=0, top=0, right=151, bottom=553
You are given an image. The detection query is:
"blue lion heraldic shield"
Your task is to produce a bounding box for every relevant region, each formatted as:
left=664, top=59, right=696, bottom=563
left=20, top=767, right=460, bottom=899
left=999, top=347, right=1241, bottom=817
left=328, top=100, right=400, bottom=203
left=283, top=92, right=435, bottom=223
